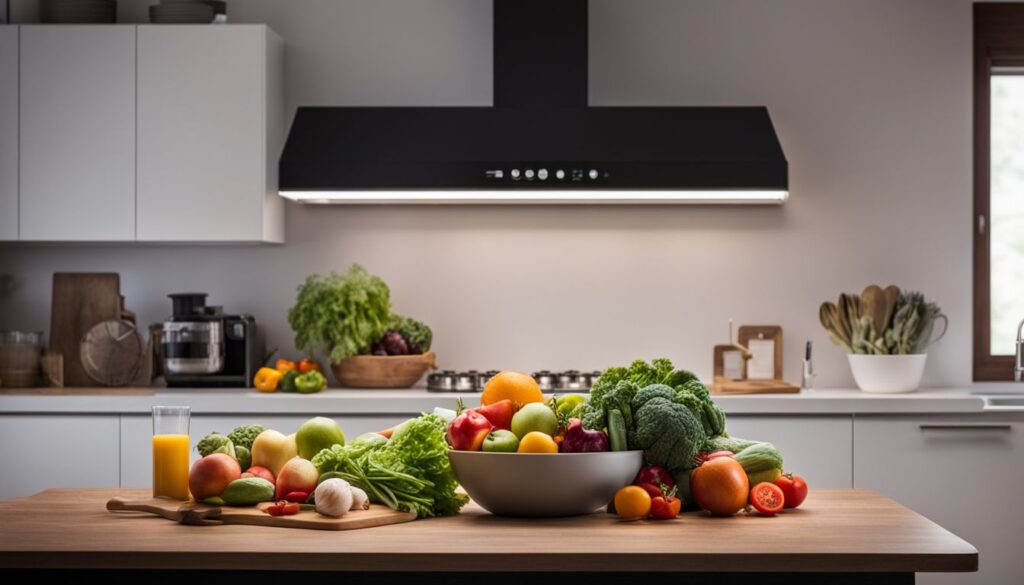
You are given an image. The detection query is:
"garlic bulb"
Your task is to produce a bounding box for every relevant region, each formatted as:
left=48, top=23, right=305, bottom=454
left=315, top=478, right=353, bottom=518
left=350, top=487, right=370, bottom=510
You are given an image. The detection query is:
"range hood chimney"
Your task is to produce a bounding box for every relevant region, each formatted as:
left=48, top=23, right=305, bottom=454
left=279, top=0, right=788, bottom=204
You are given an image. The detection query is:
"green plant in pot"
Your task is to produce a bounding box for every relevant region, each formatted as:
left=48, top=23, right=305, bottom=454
left=819, top=286, right=947, bottom=394
left=287, top=264, right=435, bottom=388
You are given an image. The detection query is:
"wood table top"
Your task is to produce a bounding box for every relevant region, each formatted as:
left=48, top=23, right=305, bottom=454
left=0, top=488, right=977, bottom=573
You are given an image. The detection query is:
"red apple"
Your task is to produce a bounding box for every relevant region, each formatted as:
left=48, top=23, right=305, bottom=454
left=446, top=410, right=494, bottom=451
left=473, top=399, right=514, bottom=431
left=189, top=453, right=241, bottom=501
left=240, top=465, right=275, bottom=485
left=274, top=457, right=318, bottom=500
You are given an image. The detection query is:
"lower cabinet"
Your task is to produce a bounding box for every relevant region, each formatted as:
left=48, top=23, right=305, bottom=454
left=724, top=415, right=853, bottom=487
left=0, top=415, right=120, bottom=499
left=854, top=415, right=1024, bottom=585
left=120, top=414, right=409, bottom=488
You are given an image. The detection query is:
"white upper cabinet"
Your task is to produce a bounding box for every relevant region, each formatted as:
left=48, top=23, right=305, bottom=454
left=0, top=27, right=17, bottom=241
left=19, top=26, right=136, bottom=241
left=137, top=25, right=283, bottom=243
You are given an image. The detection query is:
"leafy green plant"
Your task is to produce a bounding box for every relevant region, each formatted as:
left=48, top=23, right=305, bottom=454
left=287, top=264, right=392, bottom=362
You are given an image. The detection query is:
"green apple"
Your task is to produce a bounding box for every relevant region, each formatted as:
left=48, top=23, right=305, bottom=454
left=510, top=403, right=558, bottom=439
left=295, top=416, right=346, bottom=460
left=482, top=429, right=520, bottom=453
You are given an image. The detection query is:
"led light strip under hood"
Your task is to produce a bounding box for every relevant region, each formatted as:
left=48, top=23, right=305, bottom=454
left=279, top=190, right=789, bottom=205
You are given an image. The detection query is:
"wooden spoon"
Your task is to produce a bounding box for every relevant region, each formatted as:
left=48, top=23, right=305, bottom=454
left=820, top=301, right=851, bottom=350
left=861, top=285, right=887, bottom=336
left=881, top=285, right=901, bottom=334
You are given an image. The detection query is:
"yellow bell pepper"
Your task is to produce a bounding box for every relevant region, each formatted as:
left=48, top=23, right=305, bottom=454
left=253, top=367, right=282, bottom=393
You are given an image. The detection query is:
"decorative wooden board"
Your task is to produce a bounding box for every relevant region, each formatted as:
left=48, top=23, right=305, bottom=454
left=712, top=377, right=801, bottom=395
left=106, top=496, right=415, bottom=531
left=49, top=273, right=124, bottom=387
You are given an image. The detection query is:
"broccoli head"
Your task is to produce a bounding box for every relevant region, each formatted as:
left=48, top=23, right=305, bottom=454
left=631, top=383, right=707, bottom=472
left=580, top=380, right=640, bottom=431
left=227, top=424, right=265, bottom=451
left=235, top=445, right=252, bottom=471
left=196, top=432, right=235, bottom=459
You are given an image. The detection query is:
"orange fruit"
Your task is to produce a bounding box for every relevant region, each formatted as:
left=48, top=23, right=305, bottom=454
left=481, top=371, right=544, bottom=407
left=614, top=485, right=652, bottom=520
left=516, top=431, right=558, bottom=453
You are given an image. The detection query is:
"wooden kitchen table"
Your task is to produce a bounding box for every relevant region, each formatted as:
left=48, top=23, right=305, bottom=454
left=0, top=489, right=975, bottom=584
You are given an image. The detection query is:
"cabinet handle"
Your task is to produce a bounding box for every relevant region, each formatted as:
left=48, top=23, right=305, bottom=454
left=919, top=424, right=1012, bottom=431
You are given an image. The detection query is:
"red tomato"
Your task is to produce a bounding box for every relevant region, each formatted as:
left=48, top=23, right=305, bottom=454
left=634, top=465, right=675, bottom=490
left=775, top=474, right=809, bottom=509
left=649, top=495, right=681, bottom=519
left=749, top=482, right=785, bottom=515
left=281, top=502, right=301, bottom=515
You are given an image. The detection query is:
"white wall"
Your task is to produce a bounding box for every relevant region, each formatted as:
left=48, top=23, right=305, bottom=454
left=0, top=0, right=983, bottom=387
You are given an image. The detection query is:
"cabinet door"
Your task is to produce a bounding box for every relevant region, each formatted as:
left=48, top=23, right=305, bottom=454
left=19, top=26, right=135, bottom=241
left=137, top=26, right=266, bottom=242
left=121, top=414, right=404, bottom=488
left=854, top=416, right=1024, bottom=585
left=0, top=415, right=120, bottom=499
left=724, top=415, right=852, bottom=487
left=0, top=27, right=16, bottom=240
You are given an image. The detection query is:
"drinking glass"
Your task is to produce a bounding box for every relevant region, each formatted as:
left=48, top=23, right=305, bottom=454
left=152, top=405, right=190, bottom=500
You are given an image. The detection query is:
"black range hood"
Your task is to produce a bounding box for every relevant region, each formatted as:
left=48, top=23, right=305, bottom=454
left=279, top=0, right=788, bottom=204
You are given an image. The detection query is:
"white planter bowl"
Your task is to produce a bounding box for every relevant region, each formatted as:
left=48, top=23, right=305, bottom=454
left=847, top=354, right=928, bottom=394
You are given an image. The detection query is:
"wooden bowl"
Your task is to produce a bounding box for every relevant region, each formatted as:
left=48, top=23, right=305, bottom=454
left=331, top=352, right=436, bottom=388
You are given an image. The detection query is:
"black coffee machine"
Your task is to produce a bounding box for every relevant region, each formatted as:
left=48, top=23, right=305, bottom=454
left=161, top=293, right=263, bottom=388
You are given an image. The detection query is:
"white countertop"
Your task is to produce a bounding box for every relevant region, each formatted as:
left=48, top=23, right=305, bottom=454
left=0, top=386, right=1010, bottom=415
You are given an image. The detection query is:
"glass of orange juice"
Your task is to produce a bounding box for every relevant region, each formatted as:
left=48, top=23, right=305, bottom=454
left=152, top=406, right=191, bottom=500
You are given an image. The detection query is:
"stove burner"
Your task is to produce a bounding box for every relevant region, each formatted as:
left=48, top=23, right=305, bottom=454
left=426, top=370, right=601, bottom=393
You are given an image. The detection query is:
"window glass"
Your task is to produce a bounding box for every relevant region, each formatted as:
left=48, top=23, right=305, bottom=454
left=990, top=73, right=1024, bottom=355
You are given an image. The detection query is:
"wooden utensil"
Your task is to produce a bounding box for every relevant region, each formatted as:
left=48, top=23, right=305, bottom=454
left=106, top=497, right=416, bottom=531
left=881, top=285, right=901, bottom=335
left=49, top=273, right=124, bottom=387
left=820, top=301, right=852, bottom=351
left=861, top=285, right=888, bottom=337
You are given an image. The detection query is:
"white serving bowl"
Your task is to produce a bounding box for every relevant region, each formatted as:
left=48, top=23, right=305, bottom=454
left=448, top=450, right=643, bottom=517
left=847, top=353, right=928, bottom=394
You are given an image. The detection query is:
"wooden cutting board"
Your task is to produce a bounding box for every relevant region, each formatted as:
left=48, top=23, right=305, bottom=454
left=711, top=377, right=801, bottom=395
left=50, top=273, right=125, bottom=387
left=106, top=496, right=416, bottom=531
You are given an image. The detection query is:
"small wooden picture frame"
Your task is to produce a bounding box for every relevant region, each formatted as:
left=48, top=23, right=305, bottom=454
left=737, top=325, right=783, bottom=380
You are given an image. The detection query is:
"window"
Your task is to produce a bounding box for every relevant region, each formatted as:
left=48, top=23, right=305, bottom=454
left=974, top=4, right=1024, bottom=380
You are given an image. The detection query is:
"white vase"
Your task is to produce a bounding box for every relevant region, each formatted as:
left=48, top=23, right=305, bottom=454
left=847, top=354, right=928, bottom=394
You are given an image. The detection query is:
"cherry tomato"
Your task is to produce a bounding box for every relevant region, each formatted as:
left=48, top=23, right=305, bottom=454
left=614, top=485, right=652, bottom=521
left=281, top=502, right=301, bottom=515
left=266, top=503, right=284, bottom=516
left=634, top=465, right=674, bottom=490
left=650, top=495, right=681, bottom=519
left=749, top=482, right=785, bottom=515
left=775, top=473, right=809, bottom=509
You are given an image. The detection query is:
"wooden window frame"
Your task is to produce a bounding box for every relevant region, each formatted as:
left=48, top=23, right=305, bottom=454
left=973, top=4, right=1024, bottom=381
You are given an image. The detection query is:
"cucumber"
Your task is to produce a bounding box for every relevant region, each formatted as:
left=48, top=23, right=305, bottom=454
left=607, top=409, right=628, bottom=452
left=734, top=442, right=784, bottom=474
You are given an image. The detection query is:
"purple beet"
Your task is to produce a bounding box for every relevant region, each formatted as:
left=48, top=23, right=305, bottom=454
left=382, top=331, right=409, bottom=355
left=561, top=419, right=610, bottom=453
